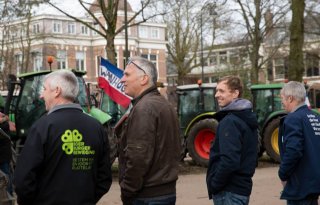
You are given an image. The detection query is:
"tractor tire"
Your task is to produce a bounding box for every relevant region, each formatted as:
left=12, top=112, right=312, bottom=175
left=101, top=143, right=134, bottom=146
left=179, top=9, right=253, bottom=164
left=263, top=117, right=281, bottom=162
left=104, top=124, right=118, bottom=165
left=187, top=118, right=218, bottom=167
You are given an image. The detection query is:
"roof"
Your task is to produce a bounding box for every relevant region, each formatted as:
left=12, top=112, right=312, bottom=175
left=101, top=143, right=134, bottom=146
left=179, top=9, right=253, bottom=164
left=177, top=83, right=217, bottom=90
left=89, top=0, right=133, bottom=13
left=250, top=83, right=284, bottom=90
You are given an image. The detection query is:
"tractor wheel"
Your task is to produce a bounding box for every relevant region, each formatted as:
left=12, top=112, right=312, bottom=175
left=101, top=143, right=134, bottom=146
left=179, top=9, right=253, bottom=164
left=263, top=117, right=281, bottom=162
left=104, top=124, right=118, bottom=165
left=187, top=119, right=218, bottom=167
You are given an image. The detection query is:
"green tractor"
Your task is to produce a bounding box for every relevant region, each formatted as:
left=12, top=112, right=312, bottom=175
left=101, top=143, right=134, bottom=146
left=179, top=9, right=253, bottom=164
left=251, top=82, right=320, bottom=162
left=3, top=70, right=112, bottom=157
left=177, top=83, right=219, bottom=167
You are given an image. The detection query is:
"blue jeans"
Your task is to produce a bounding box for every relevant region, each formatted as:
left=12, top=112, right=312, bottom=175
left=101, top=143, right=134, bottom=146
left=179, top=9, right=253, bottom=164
left=132, top=194, right=176, bottom=205
left=212, top=191, right=249, bottom=205
left=287, top=198, right=318, bottom=205
left=0, top=162, right=13, bottom=195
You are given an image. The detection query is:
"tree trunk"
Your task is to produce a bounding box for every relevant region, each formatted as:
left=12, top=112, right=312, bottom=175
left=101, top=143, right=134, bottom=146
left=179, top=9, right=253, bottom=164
left=288, top=0, right=305, bottom=81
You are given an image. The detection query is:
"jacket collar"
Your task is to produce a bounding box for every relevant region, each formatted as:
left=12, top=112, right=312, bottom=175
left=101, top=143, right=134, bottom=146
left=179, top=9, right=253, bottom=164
left=48, top=103, right=82, bottom=115
left=131, top=86, right=158, bottom=106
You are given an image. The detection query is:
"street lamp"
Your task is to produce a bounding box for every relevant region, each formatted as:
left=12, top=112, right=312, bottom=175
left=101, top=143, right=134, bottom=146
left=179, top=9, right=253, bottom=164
left=47, top=56, right=54, bottom=71
left=200, top=3, right=217, bottom=83
left=124, top=0, right=129, bottom=67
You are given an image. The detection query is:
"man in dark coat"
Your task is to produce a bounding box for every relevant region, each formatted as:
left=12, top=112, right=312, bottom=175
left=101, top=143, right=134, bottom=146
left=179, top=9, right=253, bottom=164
left=206, top=76, right=258, bottom=205
left=116, top=56, right=180, bottom=205
left=278, top=81, right=320, bottom=205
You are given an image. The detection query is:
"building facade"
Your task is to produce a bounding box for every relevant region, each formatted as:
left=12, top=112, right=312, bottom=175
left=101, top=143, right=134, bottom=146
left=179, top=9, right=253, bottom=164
left=0, top=2, right=167, bottom=89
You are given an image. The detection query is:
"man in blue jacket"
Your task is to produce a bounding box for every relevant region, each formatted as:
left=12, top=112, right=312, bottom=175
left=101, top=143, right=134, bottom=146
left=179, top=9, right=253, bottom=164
left=206, top=76, right=258, bottom=205
left=14, top=70, right=112, bottom=205
left=278, top=81, right=320, bottom=205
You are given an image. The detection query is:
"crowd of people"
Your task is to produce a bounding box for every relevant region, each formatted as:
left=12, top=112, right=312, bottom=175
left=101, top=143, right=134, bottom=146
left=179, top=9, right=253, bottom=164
left=0, top=57, right=319, bottom=205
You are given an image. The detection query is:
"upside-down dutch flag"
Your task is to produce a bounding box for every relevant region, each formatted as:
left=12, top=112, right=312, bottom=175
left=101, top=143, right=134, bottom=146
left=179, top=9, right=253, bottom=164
left=98, top=57, right=131, bottom=108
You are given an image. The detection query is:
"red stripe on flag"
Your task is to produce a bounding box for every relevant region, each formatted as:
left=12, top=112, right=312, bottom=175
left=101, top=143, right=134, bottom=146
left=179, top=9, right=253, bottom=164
left=98, top=77, right=131, bottom=108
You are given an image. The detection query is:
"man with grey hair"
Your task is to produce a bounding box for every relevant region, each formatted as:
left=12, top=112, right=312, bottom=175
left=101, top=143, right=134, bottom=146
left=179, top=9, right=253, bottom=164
left=116, top=56, right=180, bottom=205
left=278, top=81, right=320, bottom=205
left=14, top=70, right=112, bottom=205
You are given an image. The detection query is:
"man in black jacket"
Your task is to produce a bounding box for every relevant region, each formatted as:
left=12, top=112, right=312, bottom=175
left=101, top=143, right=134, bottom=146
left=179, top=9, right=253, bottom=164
left=206, top=76, right=258, bottom=205
left=14, top=70, right=112, bottom=205
left=115, top=56, right=180, bottom=205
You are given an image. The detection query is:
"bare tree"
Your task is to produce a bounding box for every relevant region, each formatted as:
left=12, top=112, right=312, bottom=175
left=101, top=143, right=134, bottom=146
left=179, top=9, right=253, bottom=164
left=288, top=0, right=305, bottom=81
left=233, top=0, right=290, bottom=83
left=161, top=0, right=223, bottom=85
left=45, top=0, right=165, bottom=65
left=0, top=0, right=45, bottom=89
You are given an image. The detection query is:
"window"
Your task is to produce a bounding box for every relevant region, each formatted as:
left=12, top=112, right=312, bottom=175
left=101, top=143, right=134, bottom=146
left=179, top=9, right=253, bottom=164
left=68, top=23, right=76, bottom=34
left=274, top=58, right=287, bottom=79
left=150, top=28, right=159, bottom=39
left=122, top=21, right=131, bottom=35
left=140, top=54, right=157, bottom=68
left=15, top=54, right=22, bottom=74
left=305, top=53, right=319, bottom=77
left=33, top=23, right=40, bottom=33
left=229, top=50, right=240, bottom=64
left=150, top=54, right=157, bottom=66
left=76, top=51, right=85, bottom=71
left=81, top=25, right=89, bottom=35
left=139, top=26, right=148, bottom=38
left=53, top=21, right=62, bottom=33
left=219, top=51, right=227, bottom=64
left=209, top=54, right=217, bottom=65
left=141, top=54, right=148, bottom=59
left=92, top=24, right=99, bottom=36
left=57, top=50, right=67, bottom=69
left=0, top=58, right=4, bottom=71
left=33, top=52, right=42, bottom=71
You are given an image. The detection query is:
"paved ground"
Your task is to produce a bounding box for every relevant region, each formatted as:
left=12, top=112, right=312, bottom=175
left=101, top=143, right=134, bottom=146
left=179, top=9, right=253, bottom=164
left=98, top=158, right=288, bottom=205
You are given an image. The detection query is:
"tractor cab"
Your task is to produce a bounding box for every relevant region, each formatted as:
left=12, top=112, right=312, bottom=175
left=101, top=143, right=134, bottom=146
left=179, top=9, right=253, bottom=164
left=176, top=83, right=218, bottom=166
left=4, top=70, right=110, bottom=154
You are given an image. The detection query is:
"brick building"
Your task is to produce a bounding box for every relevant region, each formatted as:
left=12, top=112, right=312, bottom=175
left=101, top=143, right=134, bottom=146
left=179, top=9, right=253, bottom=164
left=0, top=1, right=167, bottom=88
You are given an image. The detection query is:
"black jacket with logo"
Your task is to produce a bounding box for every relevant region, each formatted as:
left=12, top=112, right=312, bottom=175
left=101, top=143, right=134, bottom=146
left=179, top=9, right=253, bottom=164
left=14, top=104, right=112, bottom=205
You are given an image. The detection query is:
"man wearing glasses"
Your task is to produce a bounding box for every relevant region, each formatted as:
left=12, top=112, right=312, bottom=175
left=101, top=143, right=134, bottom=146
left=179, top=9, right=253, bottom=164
left=115, top=56, right=181, bottom=205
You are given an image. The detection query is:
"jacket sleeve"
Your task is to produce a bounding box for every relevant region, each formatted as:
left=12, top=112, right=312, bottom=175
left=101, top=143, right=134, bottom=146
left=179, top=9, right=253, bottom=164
left=14, top=125, right=44, bottom=205
left=278, top=116, right=304, bottom=181
left=120, top=107, right=156, bottom=199
left=210, top=117, right=242, bottom=193
left=95, top=126, right=112, bottom=202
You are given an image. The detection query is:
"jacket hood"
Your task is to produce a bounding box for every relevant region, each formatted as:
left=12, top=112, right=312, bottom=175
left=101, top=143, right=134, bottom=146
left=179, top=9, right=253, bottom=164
left=220, top=98, right=252, bottom=111
left=216, top=99, right=258, bottom=130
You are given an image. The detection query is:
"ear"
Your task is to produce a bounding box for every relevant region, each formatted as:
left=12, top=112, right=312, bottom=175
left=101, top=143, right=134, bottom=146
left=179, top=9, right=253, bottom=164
left=233, top=89, right=240, bottom=98
left=140, top=75, right=149, bottom=86
left=54, top=86, right=62, bottom=98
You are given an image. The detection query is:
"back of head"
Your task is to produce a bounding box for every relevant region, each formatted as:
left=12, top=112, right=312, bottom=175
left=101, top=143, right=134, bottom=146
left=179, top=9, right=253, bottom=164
left=218, top=76, right=243, bottom=97
left=44, top=70, right=79, bottom=101
left=130, top=56, right=158, bottom=87
left=281, top=81, right=306, bottom=103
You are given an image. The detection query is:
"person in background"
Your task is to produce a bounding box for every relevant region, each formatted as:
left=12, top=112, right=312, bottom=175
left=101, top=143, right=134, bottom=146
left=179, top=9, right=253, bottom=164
left=0, top=94, right=15, bottom=197
left=278, top=81, right=320, bottom=205
left=206, top=76, right=258, bottom=205
left=14, top=70, right=112, bottom=205
left=115, top=56, right=181, bottom=205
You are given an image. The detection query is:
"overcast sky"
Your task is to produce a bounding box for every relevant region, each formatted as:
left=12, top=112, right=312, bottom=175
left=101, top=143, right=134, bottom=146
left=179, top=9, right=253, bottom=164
left=34, top=0, right=140, bottom=16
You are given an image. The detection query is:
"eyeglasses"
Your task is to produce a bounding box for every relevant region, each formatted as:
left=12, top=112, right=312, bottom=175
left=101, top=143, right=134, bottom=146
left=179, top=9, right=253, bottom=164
left=127, top=59, right=146, bottom=74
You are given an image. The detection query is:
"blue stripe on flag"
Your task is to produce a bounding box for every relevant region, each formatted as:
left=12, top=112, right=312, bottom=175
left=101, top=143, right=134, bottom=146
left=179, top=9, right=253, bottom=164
left=100, top=57, right=124, bottom=79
